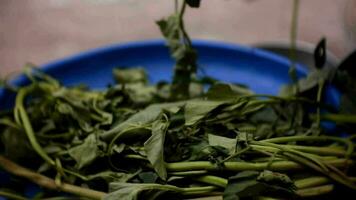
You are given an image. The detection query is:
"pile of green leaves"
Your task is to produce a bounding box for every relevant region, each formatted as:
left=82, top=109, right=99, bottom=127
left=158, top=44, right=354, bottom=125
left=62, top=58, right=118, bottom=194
left=1, top=0, right=356, bottom=200
left=1, top=64, right=356, bottom=199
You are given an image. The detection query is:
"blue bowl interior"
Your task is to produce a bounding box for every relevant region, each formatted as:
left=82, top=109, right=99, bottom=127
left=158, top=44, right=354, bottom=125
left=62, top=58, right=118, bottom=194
left=0, top=39, right=340, bottom=108
left=0, top=39, right=340, bottom=198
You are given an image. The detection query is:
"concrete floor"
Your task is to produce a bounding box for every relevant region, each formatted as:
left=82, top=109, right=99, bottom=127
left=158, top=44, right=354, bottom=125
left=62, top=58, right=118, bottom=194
left=1, top=0, right=355, bottom=76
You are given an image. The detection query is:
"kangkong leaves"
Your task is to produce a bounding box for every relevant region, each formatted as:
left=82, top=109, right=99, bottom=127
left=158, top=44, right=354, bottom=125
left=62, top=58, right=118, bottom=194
left=104, top=183, right=179, bottom=200
left=157, top=4, right=198, bottom=99
left=144, top=118, right=170, bottom=180
left=224, top=171, right=296, bottom=200
left=184, top=100, right=225, bottom=126
left=208, top=134, right=237, bottom=154
left=206, top=83, right=253, bottom=100
left=68, top=134, right=103, bottom=169
left=101, top=102, right=184, bottom=141
left=1, top=1, right=356, bottom=199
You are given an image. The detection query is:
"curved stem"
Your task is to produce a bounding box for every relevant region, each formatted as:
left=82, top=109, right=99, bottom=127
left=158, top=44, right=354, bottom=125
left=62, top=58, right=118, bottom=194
left=251, top=144, right=346, bottom=157
left=0, top=155, right=106, bottom=200
left=194, top=175, right=228, bottom=188
left=282, top=152, right=356, bottom=190
left=252, top=141, right=330, bottom=172
left=220, top=146, right=251, bottom=163
left=178, top=1, right=192, bottom=46
left=0, top=118, right=22, bottom=130
left=15, top=87, right=55, bottom=166
left=62, top=168, right=89, bottom=181
left=0, top=190, right=28, bottom=200
left=260, top=136, right=354, bottom=157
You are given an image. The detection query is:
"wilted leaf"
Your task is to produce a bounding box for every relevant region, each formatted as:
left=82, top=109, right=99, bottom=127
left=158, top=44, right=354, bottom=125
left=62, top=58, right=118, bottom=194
left=208, top=134, right=236, bottom=154
left=138, top=172, right=159, bottom=183
left=207, top=83, right=252, bottom=100
left=157, top=11, right=198, bottom=99
left=101, top=102, right=184, bottom=141
left=223, top=171, right=296, bottom=200
left=68, top=134, right=103, bottom=169
left=184, top=100, right=225, bottom=126
left=87, top=171, right=136, bottom=183
left=104, top=183, right=179, bottom=200
left=144, top=118, right=170, bottom=180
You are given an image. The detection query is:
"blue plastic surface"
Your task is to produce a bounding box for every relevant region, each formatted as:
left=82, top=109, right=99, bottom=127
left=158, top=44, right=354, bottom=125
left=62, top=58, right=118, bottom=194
left=0, top=39, right=316, bottom=109
left=0, top=39, right=340, bottom=198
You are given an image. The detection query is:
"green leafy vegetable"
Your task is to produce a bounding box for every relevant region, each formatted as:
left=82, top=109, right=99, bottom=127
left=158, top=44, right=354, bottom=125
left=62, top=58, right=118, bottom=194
left=68, top=134, right=103, bottom=169
left=184, top=100, right=225, bottom=126
left=104, top=183, right=179, bottom=200
left=223, top=171, right=296, bottom=200
left=144, top=117, right=170, bottom=180
left=1, top=1, right=356, bottom=200
left=157, top=0, right=198, bottom=99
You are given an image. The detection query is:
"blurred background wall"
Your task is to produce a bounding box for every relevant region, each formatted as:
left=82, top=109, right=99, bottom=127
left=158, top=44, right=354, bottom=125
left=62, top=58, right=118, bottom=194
left=1, top=0, right=355, bottom=76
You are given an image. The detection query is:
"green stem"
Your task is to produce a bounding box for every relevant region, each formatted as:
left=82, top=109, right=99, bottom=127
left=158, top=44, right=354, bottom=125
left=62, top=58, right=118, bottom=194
left=316, top=79, right=325, bottom=128
left=165, top=159, right=350, bottom=172
left=289, top=0, right=300, bottom=86
left=238, top=142, right=352, bottom=189
left=0, top=190, right=28, bottom=200
left=251, top=144, right=346, bottom=157
left=181, top=186, right=217, bottom=195
left=294, top=176, right=330, bottom=189
left=15, top=87, right=55, bottom=166
left=261, top=136, right=354, bottom=157
left=282, top=152, right=356, bottom=190
left=194, top=175, right=228, bottom=188
left=0, top=155, right=106, bottom=200
left=130, top=183, right=217, bottom=196
left=178, top=0, right=192, bottom=46
left=124, top=154, right=148, bottom=161
left=296, top=184, right=334, bottom=197
left=316, top=114, right=356, bottom=124
left=169, top=170, right=208, bottom=176
left=62, top=168, right=89, bottom=181
left=252, top=141, right=332, bottom=172
left=0, top=118, right=22, bottom=130
left=220, top=146, right=251, bottom=163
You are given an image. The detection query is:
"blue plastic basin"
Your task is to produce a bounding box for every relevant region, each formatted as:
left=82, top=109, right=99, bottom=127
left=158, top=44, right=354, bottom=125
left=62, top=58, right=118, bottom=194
left=0, top=39, right=339, bottom=199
